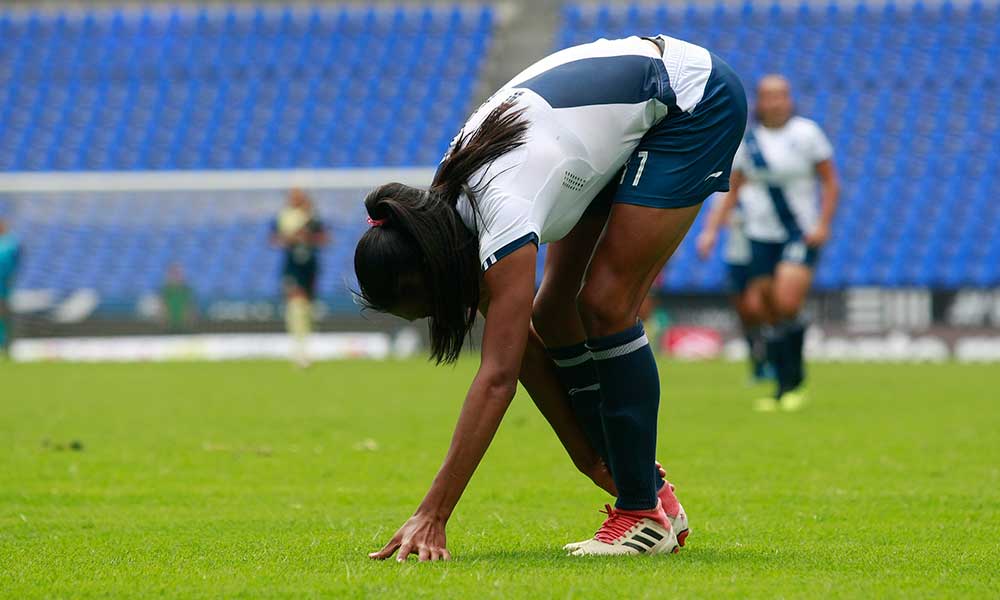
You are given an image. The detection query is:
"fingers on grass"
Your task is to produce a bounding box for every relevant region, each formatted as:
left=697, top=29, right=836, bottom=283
left=396, top=543, right=414, bottom=562
left=368, top=537, right=401, bottom=560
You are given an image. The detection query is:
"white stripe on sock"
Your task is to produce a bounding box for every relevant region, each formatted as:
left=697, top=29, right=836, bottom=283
left=590, top=334, right=649, bottom=361
left=568, top=383, right=601, bottom=396
left=551, top=352, right=593, bottom=368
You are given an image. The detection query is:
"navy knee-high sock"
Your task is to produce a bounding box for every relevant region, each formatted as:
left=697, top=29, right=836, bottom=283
left=745, top=325, right=767, bottom=379
left=547, top=342, right=610, bottom=468
left=764, top=324, right=789, bottom=398
left=587, top=322, right=661, bottom=511
left=766, top=319, right=807, bottom=397
left=783, top=318, right=807, bottom=391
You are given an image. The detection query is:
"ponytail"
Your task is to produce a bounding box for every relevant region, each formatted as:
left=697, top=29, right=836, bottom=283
left=430, top=100, right=529, bottom=212
left=354, top=100, right=530, bottom=364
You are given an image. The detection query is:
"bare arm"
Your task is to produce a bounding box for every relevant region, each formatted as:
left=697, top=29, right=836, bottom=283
left=805, top=159, right=840, bottom=247
left=696, top=169, right=746, bottom=259
left=369, top=244, right=537, bottom=562
left=309, top=222, right=331, bottom=247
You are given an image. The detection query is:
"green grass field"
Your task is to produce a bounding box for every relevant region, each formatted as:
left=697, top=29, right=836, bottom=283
left=1, top=359, right=998, bottom=598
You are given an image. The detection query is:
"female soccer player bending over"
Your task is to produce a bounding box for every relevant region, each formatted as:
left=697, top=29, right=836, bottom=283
left=355, top=35, right=747, bottom=560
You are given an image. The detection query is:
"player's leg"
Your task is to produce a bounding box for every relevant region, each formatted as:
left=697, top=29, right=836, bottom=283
left=534, top=204, right=690, bottom=553
left=728, top=262, right=769, bottom=381
left=579, top=202, right=700, bottom=509
left=769, top=251, right=816, bottom=407
left=567, top=49, right=745, bottom=556
left=565, top=201, right=699, bottom=556
left=747, top=240, right=799, bottom=407
left=534, top=201, right=692, bottom=552
left=284, top=265, right=313, bottom=367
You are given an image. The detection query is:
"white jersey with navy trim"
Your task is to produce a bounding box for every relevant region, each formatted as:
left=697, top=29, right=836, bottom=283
left=732, top=116, right=833, bottom=243
left=450, top=35, right=714, bottom=269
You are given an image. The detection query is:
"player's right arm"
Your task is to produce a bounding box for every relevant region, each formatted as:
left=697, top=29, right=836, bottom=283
left=696, top=169, right=746, bottom=259
left=269, top=218, right=286, bottom=248
left=518, top=324, right=617, bottom=496
left=477, top=285, right=617, bottom=496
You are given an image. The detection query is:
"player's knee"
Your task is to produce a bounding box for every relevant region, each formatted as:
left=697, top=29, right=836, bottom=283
left=772, top=291, right=804, bottom=320
left=577, top=277, right=635, bottom=335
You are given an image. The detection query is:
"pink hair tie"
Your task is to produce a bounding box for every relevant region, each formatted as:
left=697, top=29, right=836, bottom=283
left=366, top=215, right=386, bottom=227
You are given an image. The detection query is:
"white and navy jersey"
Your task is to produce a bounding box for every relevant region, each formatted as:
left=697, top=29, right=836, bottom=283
left=732, top=116, right=833, bottom=243
left=450, top=35, right=715, bottom=269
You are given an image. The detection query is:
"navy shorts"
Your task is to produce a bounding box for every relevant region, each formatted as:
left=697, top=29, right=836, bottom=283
left=725, top=262, right=751, bottom=294
left=587, top=52, right=747, bottom=216
left=748, top=239, right=820, bottom=281
left=282, top=258, right=318, bottom=298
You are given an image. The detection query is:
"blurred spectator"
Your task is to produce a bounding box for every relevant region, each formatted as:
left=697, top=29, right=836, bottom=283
left=161, top=264, right=197, bottom=333
left=0, top=218, right=21, bottom=356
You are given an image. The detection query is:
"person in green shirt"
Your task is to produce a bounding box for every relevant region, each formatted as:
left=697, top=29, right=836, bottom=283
left=161, top=264, right=196, bottom=333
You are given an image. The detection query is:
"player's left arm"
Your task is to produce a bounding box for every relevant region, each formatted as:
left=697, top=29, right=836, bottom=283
left=806, top=159, right=840, bottom=247
left=369, top=243, right=537, bottom=563
left=478, top=288, right=615, bottom=497
left=309, top=219, right=330, bottom=247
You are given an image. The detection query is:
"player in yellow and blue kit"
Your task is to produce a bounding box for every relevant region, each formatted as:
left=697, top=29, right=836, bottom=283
left=271, top=189, right=329, bottom=367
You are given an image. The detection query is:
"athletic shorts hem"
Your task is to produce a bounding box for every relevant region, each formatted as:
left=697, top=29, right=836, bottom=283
left=747, top=239, right=820, bottom=281
left=612, top=191, right=713, bottom=210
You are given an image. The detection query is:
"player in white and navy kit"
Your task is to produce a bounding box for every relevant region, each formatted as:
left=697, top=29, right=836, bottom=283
left=356, top=35, right=747, bottom=560
left=700, top=75, right=839, bottom=411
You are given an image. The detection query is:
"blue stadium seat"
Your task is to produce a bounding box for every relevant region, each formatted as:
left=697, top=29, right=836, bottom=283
left=0, top=4, right=493, bottom=171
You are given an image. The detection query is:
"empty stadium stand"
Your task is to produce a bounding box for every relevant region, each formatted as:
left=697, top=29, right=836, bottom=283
left=0, top=5, right=492, bottom=170
left=1, top=2, right=998, bottom=316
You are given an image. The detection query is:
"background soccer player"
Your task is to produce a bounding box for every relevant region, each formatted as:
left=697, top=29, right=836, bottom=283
left=271, top=189, right=329, bottom=367
left=699, top=74, right=839, bottom=410
left=0, top=218, right=21, bottom=357
left=698, top=200, right=769, bottom=381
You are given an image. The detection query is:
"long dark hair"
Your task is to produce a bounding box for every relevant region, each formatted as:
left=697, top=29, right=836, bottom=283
left=354, top=100, right=529, bottom=363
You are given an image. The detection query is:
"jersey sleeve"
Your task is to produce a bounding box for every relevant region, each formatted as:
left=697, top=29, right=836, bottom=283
left=805, top=121, right=834, bottom=164
left=473, top=191, right=539, bottom=271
